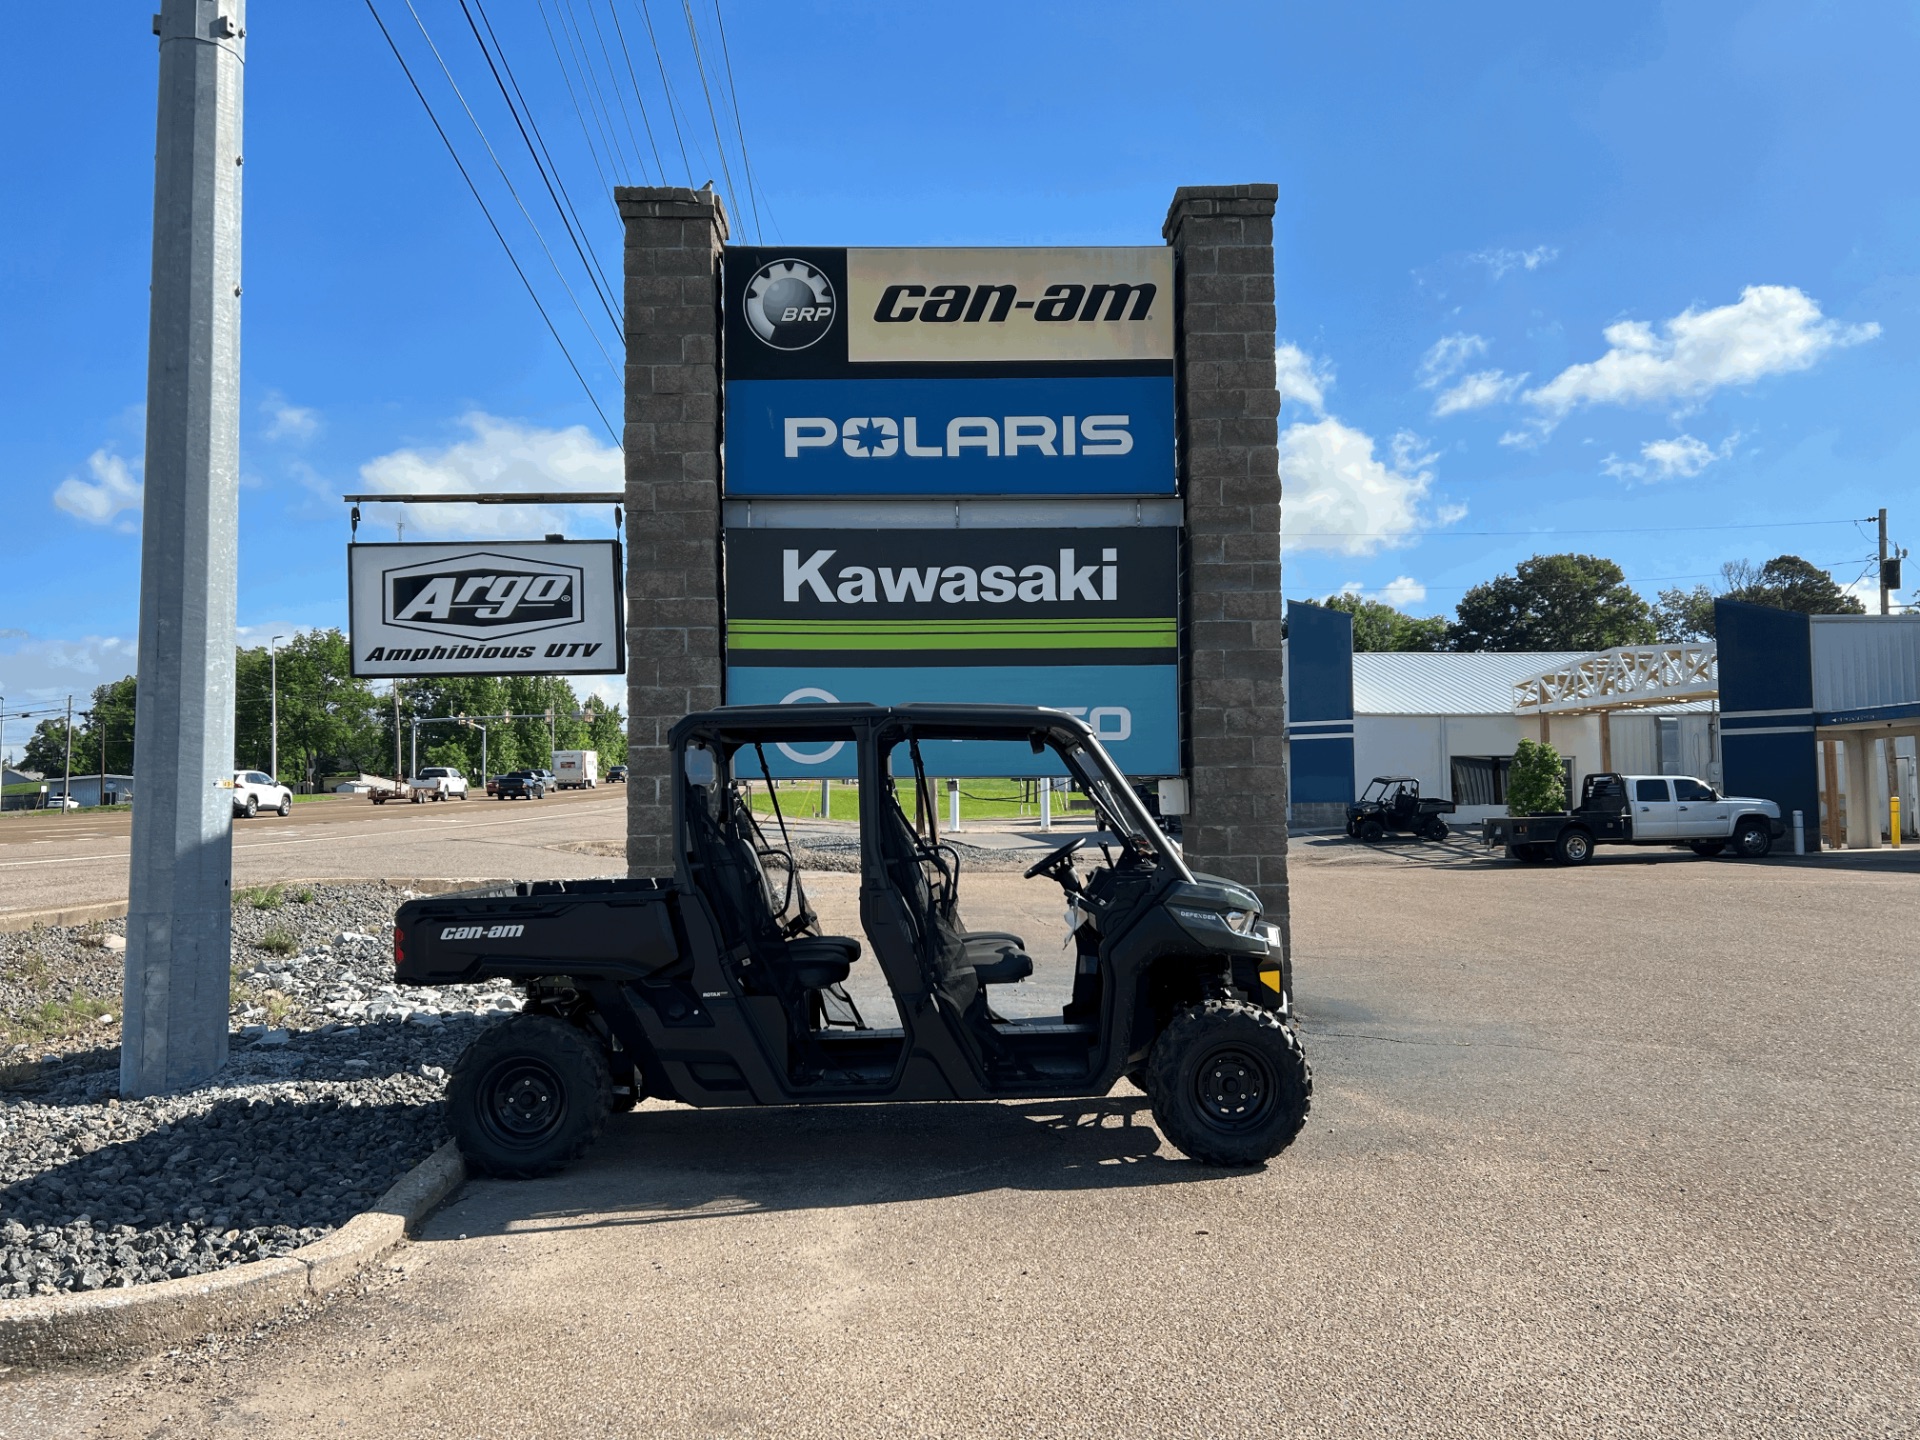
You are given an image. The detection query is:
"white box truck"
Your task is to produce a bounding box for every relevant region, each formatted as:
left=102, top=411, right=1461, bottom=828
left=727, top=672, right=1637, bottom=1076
left=552, top=750, right=598, bottom=790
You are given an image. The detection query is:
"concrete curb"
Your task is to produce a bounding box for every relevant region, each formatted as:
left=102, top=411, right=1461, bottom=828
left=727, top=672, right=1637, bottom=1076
left=0, top=878, right=500, bottom=934
left=0, top=1139, right=466, bottom=1369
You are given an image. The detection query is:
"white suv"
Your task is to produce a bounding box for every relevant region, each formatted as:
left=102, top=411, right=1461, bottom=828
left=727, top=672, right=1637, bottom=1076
left=232, top=770, right=293, bottom=819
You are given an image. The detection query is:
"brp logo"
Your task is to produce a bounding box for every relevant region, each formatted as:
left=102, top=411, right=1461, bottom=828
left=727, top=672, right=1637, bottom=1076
left=743, top=258, right=836, bottom=350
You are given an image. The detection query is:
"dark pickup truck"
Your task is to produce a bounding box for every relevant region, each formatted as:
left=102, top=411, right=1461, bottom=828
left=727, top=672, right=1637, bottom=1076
left=1484, top=771, right=1784, bottom=865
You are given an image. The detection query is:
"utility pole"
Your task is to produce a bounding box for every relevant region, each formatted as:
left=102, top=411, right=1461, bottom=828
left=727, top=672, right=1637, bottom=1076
left=392, top=683, right=403, bottom=785
left=1878, top=507, right=1890, bottom=616
left=123, top=0, right=246, bottom=1098
left=269, top=633, right=284, bottom=782
left=61, top=696, right=73, bottom=814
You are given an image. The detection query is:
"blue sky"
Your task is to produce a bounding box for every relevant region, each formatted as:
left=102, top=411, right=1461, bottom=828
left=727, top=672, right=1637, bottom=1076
left=2, top=1, right=1913, bottom=755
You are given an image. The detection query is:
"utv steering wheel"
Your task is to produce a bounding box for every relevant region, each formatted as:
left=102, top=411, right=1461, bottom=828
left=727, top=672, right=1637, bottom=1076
left=1023, top=836, right=1086, bottom=880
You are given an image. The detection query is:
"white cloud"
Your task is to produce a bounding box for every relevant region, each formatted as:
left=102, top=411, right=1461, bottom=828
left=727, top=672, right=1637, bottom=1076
left=1341, top=576, right=1429, bottom=609
left=1601, top=432, right=1740, bottom=484
left=1274, top=343, right=1334, bottom=417
left=53, top=449, right=143, bottom=528
left=261, top=391, right=321, bottom=443
left=1283, top=418, right=1453, bottom=556
left=356, top=412, right=622, bottom=540
left=1416, top=333, right=1487, bottom=388
left=1471, top=245, right=1558, bottom=280
left=0, top=635, right=139, bottom=749
left=1432, top=369, right=1527, bottom=417
left=1525, top=285, right=1879, bottom=425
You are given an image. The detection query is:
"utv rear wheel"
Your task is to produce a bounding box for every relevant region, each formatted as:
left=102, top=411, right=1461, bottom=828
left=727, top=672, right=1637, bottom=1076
left=1146, top=1000, right=1311, bottom=1167
left=448, top=1014, right=611, bottom=1177
left=1422, top=819, right=1449, bottom=842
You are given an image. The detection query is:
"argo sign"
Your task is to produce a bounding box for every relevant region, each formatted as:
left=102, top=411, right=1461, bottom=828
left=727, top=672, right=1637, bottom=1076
left=348, top=541, right=625, bottom=678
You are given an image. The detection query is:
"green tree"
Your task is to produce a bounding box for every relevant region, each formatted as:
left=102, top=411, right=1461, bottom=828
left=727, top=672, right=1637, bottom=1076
left=1316, top=593, right=1451, bottom=652
left=1449, top=553, right=1656, bottom=652
left=77, top=676, right=138, bottom=775
left=20, top=718, right=78, bottom=777
left=236, top=630, right=384, bottom=784
left=1722, top=555, right=1866, bottom=617
left=1654, top=584, right=1717, bottom=642
left=1507, top=738, right=1567, bottom=816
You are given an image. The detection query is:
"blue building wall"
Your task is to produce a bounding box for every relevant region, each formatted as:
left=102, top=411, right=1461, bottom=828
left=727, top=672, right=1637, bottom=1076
left=1715, top=600, right=1820, bottom=830
left=1286, top=601, right=1355, bottom=805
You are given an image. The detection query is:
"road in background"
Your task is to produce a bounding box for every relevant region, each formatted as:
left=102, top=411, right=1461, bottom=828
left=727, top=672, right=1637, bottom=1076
left=20, top=846, right=1912, bottom=1439
left=0, top=790, right=630, bottom=915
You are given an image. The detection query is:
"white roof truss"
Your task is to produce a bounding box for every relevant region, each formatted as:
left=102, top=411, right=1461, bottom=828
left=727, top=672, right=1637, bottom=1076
left=1511, top=644, right=1719, bottom=716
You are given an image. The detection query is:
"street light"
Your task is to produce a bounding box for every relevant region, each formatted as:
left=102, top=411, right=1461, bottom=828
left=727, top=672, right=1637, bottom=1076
left=269, top=634, right=286, bottom=785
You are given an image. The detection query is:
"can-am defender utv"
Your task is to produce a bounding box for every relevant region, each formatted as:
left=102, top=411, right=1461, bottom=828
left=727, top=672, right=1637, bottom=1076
left=1346, top=775, right=1456, bottom=842
left=393, top=704, right=1311, bottom=1172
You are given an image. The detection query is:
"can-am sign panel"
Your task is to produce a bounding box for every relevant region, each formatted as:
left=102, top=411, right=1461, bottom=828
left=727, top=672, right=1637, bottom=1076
left=349, top=541, right=624, bottom=678
left=724, top=247, right=1175, bottom=381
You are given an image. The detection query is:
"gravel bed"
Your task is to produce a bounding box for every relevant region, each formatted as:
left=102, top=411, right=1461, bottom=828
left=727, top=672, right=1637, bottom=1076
left=0, top=882, right=524, bottom=1299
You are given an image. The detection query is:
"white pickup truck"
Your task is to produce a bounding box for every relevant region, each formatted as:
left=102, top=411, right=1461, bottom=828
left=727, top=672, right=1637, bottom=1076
left=406, top=766, right=470, bottom=802
left=1484, top=772, right=1785, bottom=864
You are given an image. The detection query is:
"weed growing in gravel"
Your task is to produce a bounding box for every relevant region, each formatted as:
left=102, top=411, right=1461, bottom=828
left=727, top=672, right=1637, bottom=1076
left=3, top=989, right=115, bottom=1045
left=293, top=888, right=315, bottom=904
left=264, top=990, right=295, bottom=1026
left=234, top=883, right=286, bottom=910
left=256, top=926, right=297, bottom=956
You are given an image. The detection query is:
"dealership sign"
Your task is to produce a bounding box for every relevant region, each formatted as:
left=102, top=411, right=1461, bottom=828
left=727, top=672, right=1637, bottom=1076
left=348, top=541, right=624, bottom=678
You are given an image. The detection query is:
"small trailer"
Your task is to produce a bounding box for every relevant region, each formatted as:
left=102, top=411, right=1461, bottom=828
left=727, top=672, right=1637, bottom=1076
left=552, top=750, right=598, bottom=790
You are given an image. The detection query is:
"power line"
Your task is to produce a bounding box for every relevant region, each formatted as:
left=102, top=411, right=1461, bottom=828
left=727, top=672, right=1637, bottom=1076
left=711, top=0, right=772, bottom=240
left=603, top=0, right=669, bottom=180
left=536, top=0, right=620, bottom=199
left=459, top=0, right=624, bottom=333
left=580, top=0, right=654, bottom=181
left=364, top=0, right=619, bottom=444
left=1286, top=518, right=1868, bottom=540
left=399, top=0, right=625, bottom=370
left=679, top=0, right=744, bottom=235
left=557, top=0, right=639, bottom=180
left=636, top=0, right=698, bottom=183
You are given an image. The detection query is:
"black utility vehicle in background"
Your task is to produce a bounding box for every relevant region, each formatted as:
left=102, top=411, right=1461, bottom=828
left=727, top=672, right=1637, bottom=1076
left=1346, top=775, right=1456, bottom=842
left=394, top=704, right=1310, bottom=1173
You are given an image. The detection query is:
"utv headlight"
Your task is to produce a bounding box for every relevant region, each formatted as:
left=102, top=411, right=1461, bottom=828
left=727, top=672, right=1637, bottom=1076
left=1223, top=910, right=1255, bottom=935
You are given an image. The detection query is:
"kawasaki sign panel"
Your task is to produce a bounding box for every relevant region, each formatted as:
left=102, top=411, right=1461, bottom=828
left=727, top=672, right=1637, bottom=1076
left=348, top=541, right=625, bottom=678
left=725, top=527, right=1177, bottom=777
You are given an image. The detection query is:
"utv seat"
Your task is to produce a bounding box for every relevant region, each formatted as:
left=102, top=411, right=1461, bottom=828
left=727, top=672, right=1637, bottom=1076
left=965, top=937, right=1034, bottom=986
left=781, top=934, right=861, bottom=991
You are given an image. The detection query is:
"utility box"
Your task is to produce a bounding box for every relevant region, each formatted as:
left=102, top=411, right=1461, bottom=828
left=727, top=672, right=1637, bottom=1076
left=1158, top=777, right=1190, bottom=816
left=553, top=750, right=599, bottom=790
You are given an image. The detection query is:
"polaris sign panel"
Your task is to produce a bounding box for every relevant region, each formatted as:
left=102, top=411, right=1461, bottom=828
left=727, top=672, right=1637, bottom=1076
left=349, top=541, right=625, bottom=678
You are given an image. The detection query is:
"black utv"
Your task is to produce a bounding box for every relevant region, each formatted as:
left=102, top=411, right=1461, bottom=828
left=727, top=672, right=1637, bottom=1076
left=1346, top=775, right=1456, bottom=842
left=393, top=704, right=1310, bottom=1173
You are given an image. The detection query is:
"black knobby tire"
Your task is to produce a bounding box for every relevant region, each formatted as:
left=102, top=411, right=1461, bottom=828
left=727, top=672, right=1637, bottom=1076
left=1358, top=818, right=1384, bottom=843
left=1689, top=840, right=1726, bottom=857
left=1423, top=819, right=1449, bottom=842
left=1733, top=819, right=1772, bottom=858
left=1146, top=1000, right=1312, bottom=1167
left=448, top=1014, right=612, bottom=1178
left=1556, top=828, right=1594, bottom=865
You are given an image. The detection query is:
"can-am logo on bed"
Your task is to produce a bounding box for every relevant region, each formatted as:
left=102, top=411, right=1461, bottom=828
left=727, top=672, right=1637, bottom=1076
left=381, top=551, right=584, bottom=640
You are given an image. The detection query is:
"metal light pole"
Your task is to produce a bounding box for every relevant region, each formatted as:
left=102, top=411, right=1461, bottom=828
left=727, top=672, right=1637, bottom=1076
left=269, top=633, right=284, bottom=782
left=123, top=0, right=246, bottom=1098
left=61, top=695, right=74, bottom=812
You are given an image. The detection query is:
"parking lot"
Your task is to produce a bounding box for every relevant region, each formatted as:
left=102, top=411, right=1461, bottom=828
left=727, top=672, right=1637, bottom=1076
left=17, top=838, right=1912, bottom=1439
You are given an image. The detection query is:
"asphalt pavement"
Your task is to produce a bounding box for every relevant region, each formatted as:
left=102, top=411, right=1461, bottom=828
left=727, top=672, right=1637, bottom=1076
left=13, top=838, right=1912, bottom=1439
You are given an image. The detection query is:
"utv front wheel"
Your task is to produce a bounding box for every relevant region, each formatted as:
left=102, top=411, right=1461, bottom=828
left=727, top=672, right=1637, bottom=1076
left=448, top=1014, right=611, bottom=1177
left=1146, top=1001, right=1311, bottom=1166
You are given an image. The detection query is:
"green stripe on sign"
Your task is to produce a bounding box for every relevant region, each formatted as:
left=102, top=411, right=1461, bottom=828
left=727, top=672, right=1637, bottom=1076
left=729, top=618, right=1175, bottom=651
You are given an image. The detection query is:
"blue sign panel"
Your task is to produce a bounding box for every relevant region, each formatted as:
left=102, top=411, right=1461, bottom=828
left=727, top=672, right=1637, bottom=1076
left=725, top=376, right=1174, bottom=496
left=724, top=663, right=1180, bottom=779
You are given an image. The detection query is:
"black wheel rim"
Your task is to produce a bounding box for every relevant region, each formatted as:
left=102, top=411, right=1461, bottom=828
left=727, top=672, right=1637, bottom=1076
left=476, top=1056, right=568, bottom=1149
left=1192, top=1045, right=1278, bottom=1132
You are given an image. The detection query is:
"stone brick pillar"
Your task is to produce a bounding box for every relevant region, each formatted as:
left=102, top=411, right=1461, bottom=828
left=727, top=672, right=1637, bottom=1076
left=617, top=186, right=728, bottom=875
left=1163, top=184, right=1290, bottom=958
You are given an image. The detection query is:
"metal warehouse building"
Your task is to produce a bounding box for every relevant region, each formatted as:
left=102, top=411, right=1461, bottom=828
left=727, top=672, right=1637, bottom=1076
left=1284, top=600, right=1918, bottom=848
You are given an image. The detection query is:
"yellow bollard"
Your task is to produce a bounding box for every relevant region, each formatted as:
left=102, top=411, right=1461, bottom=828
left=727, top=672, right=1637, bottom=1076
left=1893, top=796, right=1903, bottom=849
